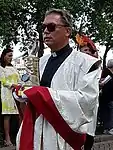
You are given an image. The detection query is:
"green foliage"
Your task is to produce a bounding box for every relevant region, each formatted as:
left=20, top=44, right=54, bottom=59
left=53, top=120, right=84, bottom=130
left=85, top=0, right=113, bottom=67
left=0, top=0, right=82, bottom=50
left=85, top=0, right=113, bottom=46
left=0, top=0, right=113, bottom=61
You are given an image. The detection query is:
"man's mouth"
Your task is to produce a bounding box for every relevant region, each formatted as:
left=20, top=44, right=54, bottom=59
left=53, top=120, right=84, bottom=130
left=44, top=37, right=52, bottom=41
left=44, top=37, right=51, bottom=39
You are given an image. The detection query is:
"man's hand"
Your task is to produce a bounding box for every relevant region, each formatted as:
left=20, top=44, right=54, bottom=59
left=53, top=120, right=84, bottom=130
left=12, top=85, right=29, bottom=102
left=11, top=84, right=20, bottom=91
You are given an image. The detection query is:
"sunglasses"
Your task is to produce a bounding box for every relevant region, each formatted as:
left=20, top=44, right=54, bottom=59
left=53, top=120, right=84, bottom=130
left=42, top=23, right=67, bottom=32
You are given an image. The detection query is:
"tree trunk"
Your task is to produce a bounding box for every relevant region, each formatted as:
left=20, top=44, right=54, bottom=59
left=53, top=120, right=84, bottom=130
left=37, top=24, right=44, bottom=58
left=103, top=44, right=110, bottom=69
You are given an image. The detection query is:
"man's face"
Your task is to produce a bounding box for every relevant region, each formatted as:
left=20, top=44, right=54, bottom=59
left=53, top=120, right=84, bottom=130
left=43, top=13, right=71, bottom=51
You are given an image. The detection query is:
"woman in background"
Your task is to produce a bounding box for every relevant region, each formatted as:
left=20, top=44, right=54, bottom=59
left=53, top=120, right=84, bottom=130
left=0, top=47, right=19, bottom=146
left=0, top=65, right=5, bottom=147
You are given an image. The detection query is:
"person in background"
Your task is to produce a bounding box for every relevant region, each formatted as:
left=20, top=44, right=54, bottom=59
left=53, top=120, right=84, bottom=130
left=14, top=9, right=101, bottom=150
left=0, top=65, right=5, bottom=147
left=0, top=47, right=20, bottom=147
left=76, top=33, right=100, bottom=150
left=76, top=33, right=98, bottom=58
left=99, top=59, right=113, bottom=135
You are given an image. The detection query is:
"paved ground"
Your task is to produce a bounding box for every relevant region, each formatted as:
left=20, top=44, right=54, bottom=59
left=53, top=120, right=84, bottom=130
left=92, top=135, right=113, bottom=150
left=0, top=135, right=113, bottom=150
left=0, top=146, right=15, bottom=150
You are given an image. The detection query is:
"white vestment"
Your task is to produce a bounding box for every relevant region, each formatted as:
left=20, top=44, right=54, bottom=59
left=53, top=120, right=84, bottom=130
left=16, top=49, right=101, bottom=150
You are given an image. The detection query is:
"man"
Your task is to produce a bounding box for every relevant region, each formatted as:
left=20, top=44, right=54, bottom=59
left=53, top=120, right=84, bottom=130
left=15, top=9, right=101, bottom=150
left=76, top=34, right=100, bottom=150
left=99, top=59, right=113, bottom=135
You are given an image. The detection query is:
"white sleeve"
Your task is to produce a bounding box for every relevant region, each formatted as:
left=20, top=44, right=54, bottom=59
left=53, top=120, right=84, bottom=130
left=16, top=123, right=23, bottom=150
left=48, top=68, right=99, bottom=133
left=13, top=92, right=28, bottom=102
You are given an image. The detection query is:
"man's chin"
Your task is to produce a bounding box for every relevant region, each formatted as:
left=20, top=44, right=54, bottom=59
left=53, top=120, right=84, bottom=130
left=45, top=41, right=53, bottom=47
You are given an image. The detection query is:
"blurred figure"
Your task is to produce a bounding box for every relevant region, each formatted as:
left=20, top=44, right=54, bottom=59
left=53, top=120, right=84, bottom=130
left=76, top=33, right=100, bottom=150
left=0, top=47, right=20, bottom=146
left=76, top=33, right=98, bottom=58
left=0, top=66, right=5, bottom=147
left=99, top=59, right=113, bottom=134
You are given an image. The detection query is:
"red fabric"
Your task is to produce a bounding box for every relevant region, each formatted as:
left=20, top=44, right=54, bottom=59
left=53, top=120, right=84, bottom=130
left=76, top=33, right=97, bottom=51
left=14, top=85, right=24, bottom=96
left=81, top=35, right=96, bottom=51
left=19, top=86, right=86, bottom=150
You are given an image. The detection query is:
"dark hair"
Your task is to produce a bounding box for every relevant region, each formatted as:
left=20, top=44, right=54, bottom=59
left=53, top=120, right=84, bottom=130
left=0, top=48, right=13, bottom=68
left=45, top=8, right=73, bottom=28
left=79, top=44, right=96, bottom=54
left=87, top=43, right=96, bottom=54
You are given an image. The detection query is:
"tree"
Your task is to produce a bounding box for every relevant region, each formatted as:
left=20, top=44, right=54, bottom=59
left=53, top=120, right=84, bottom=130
left=0, top=0, right=83, bottom=55
left=0, top=0, right=113, bottom=66
left=83, top=0, right=113, bottom=68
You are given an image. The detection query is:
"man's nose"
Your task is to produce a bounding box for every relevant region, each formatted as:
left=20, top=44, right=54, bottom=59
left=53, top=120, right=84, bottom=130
left=43, top=27, right=50, bottom=34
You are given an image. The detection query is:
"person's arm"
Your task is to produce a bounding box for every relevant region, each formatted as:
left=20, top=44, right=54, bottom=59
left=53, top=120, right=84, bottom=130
left=49, top=70, right=99, bottom=131
left=23, top=66, right=100, bottom=133
left=2, top=68, right=20, bottom=89
left=2, top=75, right=14, bottom=89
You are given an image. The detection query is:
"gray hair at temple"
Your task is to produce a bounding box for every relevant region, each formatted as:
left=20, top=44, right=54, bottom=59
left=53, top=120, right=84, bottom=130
left=107, top=59, right=113, bottom=68
left=45, top=8, right=73, bottom=29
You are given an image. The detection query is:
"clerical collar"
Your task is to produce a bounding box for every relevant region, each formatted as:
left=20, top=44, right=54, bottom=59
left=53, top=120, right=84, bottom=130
left=51, top=44, right=71, bottom=57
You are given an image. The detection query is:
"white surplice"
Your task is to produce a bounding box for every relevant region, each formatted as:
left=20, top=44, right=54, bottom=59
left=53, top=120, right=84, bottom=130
left=16, top=49, right=101, bottom=150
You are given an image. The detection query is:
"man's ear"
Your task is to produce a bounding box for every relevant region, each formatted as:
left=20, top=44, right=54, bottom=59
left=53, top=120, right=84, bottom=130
left=65, top=27, right=72, bottom=37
